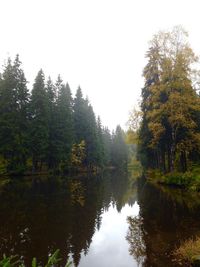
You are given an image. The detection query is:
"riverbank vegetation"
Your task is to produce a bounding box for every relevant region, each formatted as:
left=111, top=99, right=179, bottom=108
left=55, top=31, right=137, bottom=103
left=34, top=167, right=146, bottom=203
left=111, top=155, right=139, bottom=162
left=147, top=166, right=200, bottom=191
left=136, top=26, right=200, bottom=189
left=0, top=57, right=128, bottom=175
left=0, top=250, right=72, bottom=267
left=174, top=237, right=200, bottom=266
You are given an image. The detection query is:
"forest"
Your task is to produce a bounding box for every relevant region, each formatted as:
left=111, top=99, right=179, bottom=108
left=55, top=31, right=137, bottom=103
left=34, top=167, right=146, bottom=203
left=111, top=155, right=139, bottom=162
left=2, top=24, right=200, bottom=267
left=137, top=26, right=200, bottom=179
left=0, top=57, right=128, bottom=175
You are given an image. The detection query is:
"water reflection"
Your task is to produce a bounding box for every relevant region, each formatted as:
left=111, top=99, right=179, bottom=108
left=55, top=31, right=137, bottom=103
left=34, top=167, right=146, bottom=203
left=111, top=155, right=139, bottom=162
left=0, top=171, right=137, bottom=266
left=2, top=172, right=199, bottom=266
left=126, top=215, right=145, bottom=266
left=79, top=203, right=139, bottom=267
left=126, top=177, right=200, bottom=267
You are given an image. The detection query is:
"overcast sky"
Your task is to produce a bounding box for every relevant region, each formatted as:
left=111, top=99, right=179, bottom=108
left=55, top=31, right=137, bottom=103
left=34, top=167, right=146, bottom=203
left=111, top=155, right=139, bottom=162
left=1, top=0, right=200, bottom=129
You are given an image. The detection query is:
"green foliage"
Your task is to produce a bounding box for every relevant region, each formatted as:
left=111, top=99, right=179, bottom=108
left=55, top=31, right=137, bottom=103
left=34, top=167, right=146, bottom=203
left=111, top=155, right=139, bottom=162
left=44, top=250, right=61, bottom=267
left=102, top=127, right=112, bottom=166
left=0, top=55, right=29, bottom=173
left=111, top=125, right=128, bottom=168
left=56, top=79, right=74, bottom=164
left=0, top=156, right=7, bottom=175
left=0, top=255, right=20, bottom=267
left=139, top=26, right=200, bottom=175
left=30, top=69, right=49, bottom=171
left=164, top=172, right=193, bottom=187
left=0, top=250, right=72, bottom=267
left=0, top=55, right=128, bottom=174
left=148, top=166, right=200, bottom=191
left=73, top=87, right=115, bottom=169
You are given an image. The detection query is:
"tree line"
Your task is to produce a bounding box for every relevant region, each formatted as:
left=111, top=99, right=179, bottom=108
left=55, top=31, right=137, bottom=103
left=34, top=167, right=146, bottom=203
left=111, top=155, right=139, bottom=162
left=138, top=26, right=200, bottom=173
left=0, top=56, right=128, bottom=174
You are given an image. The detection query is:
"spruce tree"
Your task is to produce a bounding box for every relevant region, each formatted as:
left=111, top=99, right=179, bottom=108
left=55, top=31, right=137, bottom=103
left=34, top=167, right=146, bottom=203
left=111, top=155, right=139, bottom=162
left=85, top=103, right=99, bottom=168
left=102, top=127, right=112, bottom=166
left=111, top=125, right=128, bottom=168
left=73, top=87, right=86, bottom=143
left=73, top=87, right=99, bottom=168
left=0, top=55, right=29, bottom=173
left=46, top=76, right=57, bottom=168
left=96, top=116, right=105, bottom=167
left=56, top=79, right=74, bottom=167
left=30, top=69, right=49, bottom=171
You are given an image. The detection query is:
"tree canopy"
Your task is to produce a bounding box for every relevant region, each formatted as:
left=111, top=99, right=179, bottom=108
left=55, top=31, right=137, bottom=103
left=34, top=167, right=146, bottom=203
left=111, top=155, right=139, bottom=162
left=138, top=26, right=200, bottom=173
left=0, top=57, right=128, bottom=174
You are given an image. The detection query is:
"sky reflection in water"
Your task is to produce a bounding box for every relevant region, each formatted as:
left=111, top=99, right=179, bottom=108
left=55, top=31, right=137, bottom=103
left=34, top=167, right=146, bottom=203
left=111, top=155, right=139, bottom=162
left=79, top=203, right=139, bottom=267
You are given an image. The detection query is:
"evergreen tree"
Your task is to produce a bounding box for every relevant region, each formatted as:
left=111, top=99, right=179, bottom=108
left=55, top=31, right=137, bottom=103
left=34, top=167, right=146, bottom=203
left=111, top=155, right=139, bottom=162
left=102, top=127, right=112, bottom=166
left=111, top=125, right=128, bottom=168
left=85, top=103, right=99, bottom=167
left=46, top=76, right=57, bottom=168
left=73, top=87, right=99, bottom=168
left=96, top=116, right=105, bottom=167
left=0, top=55, right=126, bottom=174
left=30, top=69, right=49, bottom=171
left=73, top=87, right=86, bottom=143
left=0, top=55, right=29, bottom=173
left=56, top=79, right=74, bottom=166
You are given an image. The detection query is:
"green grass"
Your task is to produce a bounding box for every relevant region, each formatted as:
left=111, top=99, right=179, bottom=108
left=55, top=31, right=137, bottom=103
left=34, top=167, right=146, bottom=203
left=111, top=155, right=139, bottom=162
left=147, top=166, right=200, bottom=192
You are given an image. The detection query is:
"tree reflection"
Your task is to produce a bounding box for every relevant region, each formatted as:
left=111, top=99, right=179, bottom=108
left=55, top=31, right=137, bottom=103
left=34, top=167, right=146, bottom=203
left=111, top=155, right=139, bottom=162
left=126, top=215, right=146, bottom=266
left=0, top=171, right=134, bottom=267
left=126, top=178, right=200, bottom=267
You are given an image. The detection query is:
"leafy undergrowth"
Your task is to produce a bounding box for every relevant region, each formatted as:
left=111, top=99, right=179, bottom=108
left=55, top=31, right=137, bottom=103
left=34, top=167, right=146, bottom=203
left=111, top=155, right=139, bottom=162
left=173, top=237, right=200, bottom=266
left=147, top=167, right=200, bottom=191
left=0, top=250, right=72, bottom=267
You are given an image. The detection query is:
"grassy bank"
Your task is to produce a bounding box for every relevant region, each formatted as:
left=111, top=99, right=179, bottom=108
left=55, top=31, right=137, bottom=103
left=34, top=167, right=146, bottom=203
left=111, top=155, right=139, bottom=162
left=147, top=166, right=200, bottom=192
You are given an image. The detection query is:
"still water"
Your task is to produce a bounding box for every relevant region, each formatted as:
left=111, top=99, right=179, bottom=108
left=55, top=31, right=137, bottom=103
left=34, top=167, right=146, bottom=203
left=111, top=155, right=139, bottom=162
left=0, top=172, right=200, bottom=266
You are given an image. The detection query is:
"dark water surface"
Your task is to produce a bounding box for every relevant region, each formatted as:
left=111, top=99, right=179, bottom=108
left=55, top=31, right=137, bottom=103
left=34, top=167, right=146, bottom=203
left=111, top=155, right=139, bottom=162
left=0, top=173, right=200, bottom=266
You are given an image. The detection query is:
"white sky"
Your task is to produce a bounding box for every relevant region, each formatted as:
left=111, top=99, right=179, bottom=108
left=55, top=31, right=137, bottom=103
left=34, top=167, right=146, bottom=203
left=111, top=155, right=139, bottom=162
left=1, top=0, right=200, bottom=130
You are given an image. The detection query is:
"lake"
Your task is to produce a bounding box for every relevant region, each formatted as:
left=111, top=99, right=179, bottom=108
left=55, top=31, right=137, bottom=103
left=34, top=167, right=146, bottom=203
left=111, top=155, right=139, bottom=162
left=0, top=172, right=200, bottom=266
